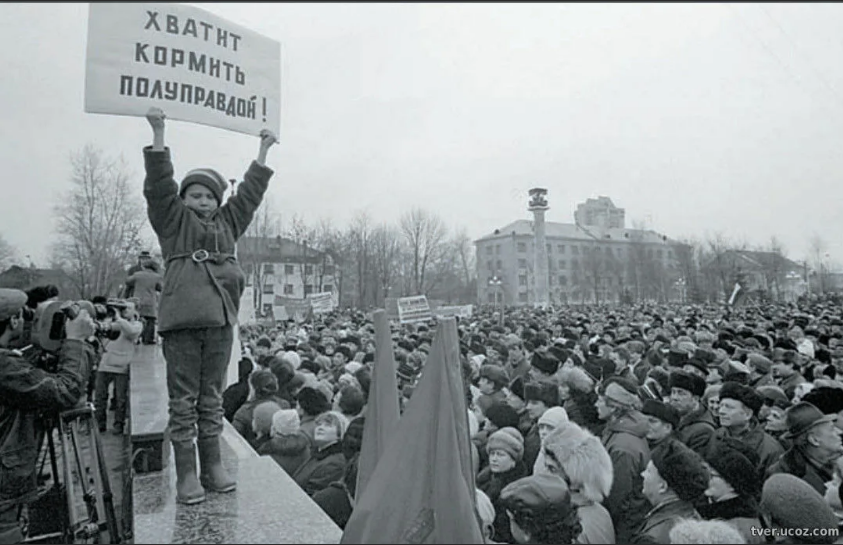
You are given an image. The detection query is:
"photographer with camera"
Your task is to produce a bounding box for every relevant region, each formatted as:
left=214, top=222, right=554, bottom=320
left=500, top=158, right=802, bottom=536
left=0, top=289, right=96, bottom=544
left=94, top=301, right=142, bottom=435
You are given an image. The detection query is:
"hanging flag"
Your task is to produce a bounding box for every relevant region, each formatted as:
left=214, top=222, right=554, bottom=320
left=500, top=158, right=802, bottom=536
left=341, top=317, right=483, bottom=544
left=356, top=310, right=401, bottom=500
left=728, top=282, right=742, bottom=306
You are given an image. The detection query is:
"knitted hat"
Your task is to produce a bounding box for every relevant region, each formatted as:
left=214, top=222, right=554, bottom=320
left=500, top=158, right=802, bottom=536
left=642, top=399, right=680, bottom=429
left=179, top=168, right=227, bottom=204
left=524, top=381, right=560, bottom=408
left=271, top=409, right=301, bottom=437
left=704, top=441, right=760, bottom=498
left=668, top=370, right=706, bottom=398
left=537, top=407, right=569, bottom=429
left=487, top=427, right=524, bottom=461
left=760, top=474, right=840, bottom=543
left=485, top=402, right=521, bottom=430
left=531, top=351, right=560, bottom=375
left=252, top=400, right=283, bottom=436
left=651, top=439, right=709, bottom=502
left=479, top=364, right=510, bottom=389
left=719, top=381, right=763, bottom=416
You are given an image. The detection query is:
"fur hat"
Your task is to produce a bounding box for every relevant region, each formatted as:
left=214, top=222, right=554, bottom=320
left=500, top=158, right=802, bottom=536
left=271, top=409, right=301, bottom=437
left=252, top=400, right=283, bottom=437
left=179, top=168, right=227, bottom=204
left=250, top=368, right=279, bottom=396
left=297, top=386, right=331, bottom=416
left=704, top=441, right=760, bottom=498
left=600, top=376, right=642, bottom=409
left=485, top=402, right=521, bottom=430
left=531, top=351, right=561, bottom=375
left=651, top=439, right=709, bottom=502
left=556, top=366, right=595, bottom=395
left=479, top=364, right=510, bottom=389
left=746, top=353, right=773, bottom=374
left=668, top=519, right=746, bottom=545
left=760, top=474, right=840, bottom=543
left=543, top=421, right=613, bottom=502
left=641, top=399, right=680, bottom=429
left=487, top=427, right=524, bottom=461
left=801, top=387, right=843, bottom=415
left=668, top=370, right=707, bottom=398
left=524, top=381, right=560, bottom=408
left=719, top=381, right=763, bottom=416
left=683, top=358, right=708, bottom=377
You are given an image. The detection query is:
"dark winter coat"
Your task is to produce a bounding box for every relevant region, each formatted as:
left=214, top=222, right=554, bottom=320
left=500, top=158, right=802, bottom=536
left=143, top=147, right=272, bottom=332
left=766, top=445, right=835, bottom=497
left=522, top=422, right=542, bottom=473
left=124, top=269, right=163, bottom=318
left=312, top=482, right=354, bottom=529
left=222, top=380, right=249, bottom=423
left=630, top=497, right=699, bottom=544
left=477, top=461, right=528, bottom=544
left=675, top=404, right=717, bottom=457
left=602, top=410, right=652, bottom=544
left=293, top=441, right=346, bottom=497
left=698, top=495, right=764, bottom=544
left=564, top=390, right=603, bottom=436
left=258, top=432, right=311, bottom=477
left=711, top=421, right=784, bottom=479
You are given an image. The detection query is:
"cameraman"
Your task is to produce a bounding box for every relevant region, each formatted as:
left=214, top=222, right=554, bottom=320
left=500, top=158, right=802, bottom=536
left=94, top=301, right=142, bottom=435
left=0, top=289, right=96, bottom=544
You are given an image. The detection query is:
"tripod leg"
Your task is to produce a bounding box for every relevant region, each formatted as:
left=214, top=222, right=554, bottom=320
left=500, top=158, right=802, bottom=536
left=59, top=418, right=81, bottom=541
left=89, top=416, right=120, bottom=543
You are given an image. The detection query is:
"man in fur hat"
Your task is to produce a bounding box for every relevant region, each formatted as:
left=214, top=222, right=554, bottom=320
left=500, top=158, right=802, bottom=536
left=667, top=370, right=717, bottom=458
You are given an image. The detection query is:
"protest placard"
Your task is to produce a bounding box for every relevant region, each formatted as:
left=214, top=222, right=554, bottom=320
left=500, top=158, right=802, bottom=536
left=308, top=292, right=334, bottom=314
left=434, top=305, right=473, bottom=319
left=85, top=2, right=281, bottom=136
left=397, top=295, right=432, bottom=324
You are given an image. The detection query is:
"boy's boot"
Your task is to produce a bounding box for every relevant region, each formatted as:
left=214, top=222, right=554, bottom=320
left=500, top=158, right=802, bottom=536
left=172, top=441, right=206, bottom=505
left=197, top=436, right=236, bottom=493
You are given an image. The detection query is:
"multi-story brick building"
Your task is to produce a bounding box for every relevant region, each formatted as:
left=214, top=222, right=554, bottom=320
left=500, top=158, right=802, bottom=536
left=475, top=196, right=686, bottom=305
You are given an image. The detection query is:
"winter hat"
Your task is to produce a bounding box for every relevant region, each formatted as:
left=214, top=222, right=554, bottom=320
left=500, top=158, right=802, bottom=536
left=537, top=407, right=569, bottom=429
left=344, top=361, right=364, bottom=375
left=723, top=361, right=751, bottom=384
left=315, top=380, right=335, bottom=405
left=252, top=400, right=283, bottom=437
left=650, top=439, right=709, bottom=502
left=500, top=474, right=577, bottom=519
left=704, top=441, right=760, bottom=498
left=531, top=351, right=561, bottom=375
left=524, top=381, right=560, bottom=408
left=556, top=366, right=595, bottom=395
left=297, top=386, right=331, bottom=416
left=256, top=336, right=272, bottom=349
left=543, top=421, right=613, bottom=502
left=668, top=519, right=746, bottom=545
left=781, top=402, right=837, bottom=440
left=600, top=376, right=642, bottom=409
left=479, top=364, right=510, bottom=389
left=487, top=427, right=524, bottom=461
left=801, top=387, right=843, bottom=415
left=642, top=399, right=680, bottom=430
left=756, top=385, right=790, bottom=410
left=668, top=370, right=707, bottom=398
left=270, top=409, right=301, bottom=437
left=746, top=353, right=773, bottom=374
left=315, top=410, right=349, bottom=440
left=760, top=474, right=840, bottom=544
left=250, top=368, right=279, bottom=396
left=179, top=168, right=227, bottom=204
left=719, top=381, right=763, bottom=416
left=484, top=402, right=521, bottom=430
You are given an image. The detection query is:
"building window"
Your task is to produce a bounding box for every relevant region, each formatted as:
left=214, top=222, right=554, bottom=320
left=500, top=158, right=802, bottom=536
left=517, top=242, right=527, bottom=253
left=518, top=259, right=527, bottom=269
left=262, top=284, right=274, bottom=294
left=486, top=246, right=493, bottom=255
left=518, top=292, right=528, bottom=303
left=572, top=246, right=579, bottom=255
left=263, top=263, right=274, bottom=274
left=304, top=284, right=313, bottom=295
left=323, top=265, right=335, bottom=275
left=519, top=275, right=527, bottom=286
left=496, top=260, right=502, bottom=270
left=546, top=244, right=552, bottom=254
left=262, top=303, right=273, bottom=317
left=558, top=244, right=565, bottom=254
left=487, top=260, right=494, bottom=271
left=572, top=258, right=579, bottom=269
left=558, top=260, right=566, bottom=269
left=284, top=284, right=294, bottom=295
left=284, top=264, right=294, bottom=275
left=323, top=285, right=333, bottom=292
left=559, top=275, right=567, bottom=286
left=495, top=244, right=501, bottom=254
left=305, top=264, right=313, bottom=275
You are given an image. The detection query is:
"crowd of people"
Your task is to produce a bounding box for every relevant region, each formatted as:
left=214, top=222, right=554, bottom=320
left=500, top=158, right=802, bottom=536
left=227, top=297, right=843, bottom=544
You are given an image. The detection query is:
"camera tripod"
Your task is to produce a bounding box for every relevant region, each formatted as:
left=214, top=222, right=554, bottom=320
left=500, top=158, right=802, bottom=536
left=23, top=404, right=121, bottom=544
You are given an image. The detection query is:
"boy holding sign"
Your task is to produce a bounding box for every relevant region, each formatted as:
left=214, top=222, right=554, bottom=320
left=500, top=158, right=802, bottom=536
left=143, top=106, right=277, bottom=505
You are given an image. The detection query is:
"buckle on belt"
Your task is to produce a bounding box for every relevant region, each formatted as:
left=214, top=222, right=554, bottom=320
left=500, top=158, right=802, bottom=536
left=191, top=249, right=210, bottom=263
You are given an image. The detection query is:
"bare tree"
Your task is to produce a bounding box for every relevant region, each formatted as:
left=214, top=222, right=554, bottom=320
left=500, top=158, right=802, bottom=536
left=0, top=234, right=18, bottom=270
left=240, top=198, right=283, bottom=314
left=348, top=211, right=373, bottom=308
left=51, top=145, right=148, bottom=299
left=370, top=224, right=402, bottom=306
left=808, top=233, right=828, bottom=293
left=399, top=208, right=447, bottom=295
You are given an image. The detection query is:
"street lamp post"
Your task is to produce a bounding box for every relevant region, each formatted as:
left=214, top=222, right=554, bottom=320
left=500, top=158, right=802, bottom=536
left=489, top=275, right=503, bottom=327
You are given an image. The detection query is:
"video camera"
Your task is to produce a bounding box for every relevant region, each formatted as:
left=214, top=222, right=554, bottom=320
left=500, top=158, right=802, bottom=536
left=32, top=299, right=130, bottom=354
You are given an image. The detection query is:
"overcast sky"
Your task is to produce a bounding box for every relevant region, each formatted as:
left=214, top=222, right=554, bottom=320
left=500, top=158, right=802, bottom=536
left=3, top=3, right=843, bottom=267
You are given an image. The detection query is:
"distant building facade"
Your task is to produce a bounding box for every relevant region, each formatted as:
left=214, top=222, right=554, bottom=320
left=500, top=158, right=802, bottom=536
left=475, top=197, right=686, bottom=306
left=701, top=249, right=807, bottom=303
left=237, top=236, right=338, bottom=318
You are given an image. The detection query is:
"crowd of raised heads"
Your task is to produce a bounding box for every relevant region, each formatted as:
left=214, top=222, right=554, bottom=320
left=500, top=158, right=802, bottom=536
left=227, top=295, right=843, bottom=544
